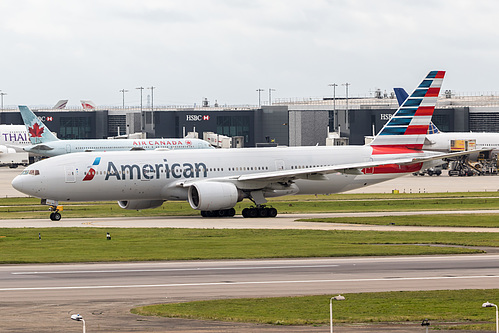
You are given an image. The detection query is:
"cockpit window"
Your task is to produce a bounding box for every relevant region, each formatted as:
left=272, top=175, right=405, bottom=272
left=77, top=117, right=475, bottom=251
left=21, top=170, right=40, bottom=175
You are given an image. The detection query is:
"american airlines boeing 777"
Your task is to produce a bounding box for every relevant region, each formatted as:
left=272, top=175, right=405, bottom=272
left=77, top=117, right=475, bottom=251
left=18, top=105, right=212, bottom=156
left=12, top=71, right=480, bottom=220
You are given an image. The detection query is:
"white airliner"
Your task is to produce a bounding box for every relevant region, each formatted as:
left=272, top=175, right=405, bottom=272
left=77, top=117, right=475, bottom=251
left=394, top=88, right=499, bottom=155
left=0, top=124, right=30, bottom=150
left=12, top=71, right=481, bottom=221
left=0, top=125, right=30, bottom=167
left=18, top=105, right=212, bottom=156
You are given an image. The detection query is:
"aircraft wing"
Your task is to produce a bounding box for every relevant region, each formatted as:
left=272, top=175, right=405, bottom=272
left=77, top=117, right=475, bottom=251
left=206, top=149, right=489, bottom=184
left=24, top=144, right=55, bottom=151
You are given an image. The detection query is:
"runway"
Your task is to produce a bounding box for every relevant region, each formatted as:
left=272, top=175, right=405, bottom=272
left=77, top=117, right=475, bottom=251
left=1, top=255, right=499, bottom=332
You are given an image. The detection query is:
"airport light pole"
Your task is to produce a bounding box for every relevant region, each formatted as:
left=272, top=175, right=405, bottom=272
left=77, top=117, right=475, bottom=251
left=256, top=88, right=264, bottom=107
left=119, top=89, right=128, bottom=109
left=148, top=86, right=156, bottom=131
left=148, top=86, right=155, bottom=111
left=330, top=294, right=345, bottom=333
left=136, top=86, right=144, bottom=131
left=328, top=83, right=338, bottom=110
left=482, top=301, right=499, bottom=333
left=70, top=314, right=86, bottom=333
left=328, top=83, right=338, bottom=131
left=136, top=86, right=144, bottom=111
left=0, top=91, right=7, bottom=110
left=269, top=88, right=275, bottom=106
left=342, top=83, right=350, bottom=129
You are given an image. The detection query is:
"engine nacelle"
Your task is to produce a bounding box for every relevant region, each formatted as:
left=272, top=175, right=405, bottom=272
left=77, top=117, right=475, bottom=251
left=188, top=182, right=240, bottom=211
left=117, top=200, right=164, bottom=210
left=0, top=145, right=16, bottom=154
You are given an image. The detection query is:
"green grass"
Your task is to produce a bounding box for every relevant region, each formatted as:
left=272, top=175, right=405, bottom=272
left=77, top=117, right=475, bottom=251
left=2, top=228, right=499, bottom=263
left=302, top=213, right=499, bottom=228
left=4, top=193, right=499, bottom=219
left=131, top=289, right=499, bottom=330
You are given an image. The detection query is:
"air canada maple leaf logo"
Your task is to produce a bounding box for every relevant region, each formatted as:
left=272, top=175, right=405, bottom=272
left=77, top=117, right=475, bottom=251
left=28, top=123, right=44, bottom=138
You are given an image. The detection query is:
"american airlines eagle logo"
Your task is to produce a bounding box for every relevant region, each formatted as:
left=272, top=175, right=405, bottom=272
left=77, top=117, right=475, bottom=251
left=28, top=123, right=44, bottom=138
left=83, top=157, right=101, bottom=181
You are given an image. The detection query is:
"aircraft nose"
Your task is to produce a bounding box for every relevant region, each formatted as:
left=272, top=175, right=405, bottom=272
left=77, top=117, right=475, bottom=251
left=11, top=175, right=24, bottom=193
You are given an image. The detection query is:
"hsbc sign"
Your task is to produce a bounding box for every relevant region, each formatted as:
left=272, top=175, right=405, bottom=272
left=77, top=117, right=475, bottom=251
left=186, top=115, right=210, bottom=121
left=38, top=116, right=53, bottom=122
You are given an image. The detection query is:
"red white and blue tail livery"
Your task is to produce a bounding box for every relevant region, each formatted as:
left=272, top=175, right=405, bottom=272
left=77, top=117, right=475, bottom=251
left=370, top=71, right=445, bottom=151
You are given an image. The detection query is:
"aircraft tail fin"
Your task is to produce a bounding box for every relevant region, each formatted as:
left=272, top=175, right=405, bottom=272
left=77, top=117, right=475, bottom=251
left=53, top=100, right=68, bottom=109
left=18, top=106, right=60, bottom=144
left=370, top=71, right=445, bottom=150
left=393, top=87, right=442, bottom=135
left=81, top=100, right=96, bottom=110
left=393, top=88, right=409, bottom=107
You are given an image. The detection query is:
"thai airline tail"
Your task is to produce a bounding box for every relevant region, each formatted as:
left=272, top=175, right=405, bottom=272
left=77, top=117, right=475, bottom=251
left=19, top=106, right=60, bottom=145
left=369, top=70, right=445, bottom=150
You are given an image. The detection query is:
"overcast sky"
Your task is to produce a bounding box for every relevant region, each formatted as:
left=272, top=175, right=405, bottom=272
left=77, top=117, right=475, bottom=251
left=1, top=0, right=498, bottom=108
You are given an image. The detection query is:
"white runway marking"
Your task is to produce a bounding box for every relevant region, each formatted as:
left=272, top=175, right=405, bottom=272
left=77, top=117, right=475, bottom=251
left=12, top=264, right=340, bottom=275
left=2, top=275, right=498, bottom=292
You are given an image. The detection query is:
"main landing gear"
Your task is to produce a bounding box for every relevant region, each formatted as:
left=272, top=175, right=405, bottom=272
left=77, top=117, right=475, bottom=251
left=201, top=208, right=236, bottom=217
left=200, top=206, right=277, bottom=218
left=49, top=205, right=63, bottom=221
left=242, top=206, right=277, bottom=218
left=199, top=190, right=278, bottom=218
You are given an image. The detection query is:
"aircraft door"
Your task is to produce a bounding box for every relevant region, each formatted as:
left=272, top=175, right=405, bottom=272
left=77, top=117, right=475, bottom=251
left=275, top=159, right=285, bottom=171
left=65, top=166, right=76, bottom=183
left=66, top=144, right=71, bottom=153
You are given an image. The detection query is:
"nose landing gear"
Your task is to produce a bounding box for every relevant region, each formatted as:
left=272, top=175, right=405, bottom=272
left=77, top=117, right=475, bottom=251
left=49, top=205, right=63, bottom=221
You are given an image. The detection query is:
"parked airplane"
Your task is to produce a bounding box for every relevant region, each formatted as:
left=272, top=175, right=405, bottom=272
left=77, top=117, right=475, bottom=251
left=0, top=124, right=30, bottom=150
left=18, top=105, right=212, bottom=157
left=0, top=125, right=30, bottom=167
left=13, top=71, right=480, bottom=221
left=394, top=87, right=499, bottom=154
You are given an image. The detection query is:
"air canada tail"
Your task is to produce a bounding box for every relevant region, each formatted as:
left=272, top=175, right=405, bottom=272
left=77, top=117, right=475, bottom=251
left=18, top=105, right=60, bottom=145
left=370, top=70, right=445, bottom=150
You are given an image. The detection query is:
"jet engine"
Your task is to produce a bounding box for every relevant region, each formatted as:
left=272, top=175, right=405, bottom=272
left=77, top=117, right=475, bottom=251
left=118, top=200, right=164, bottom=210
left=0, top=145, right=16, bottom=154
left=188, top=182, right=240, bottom=211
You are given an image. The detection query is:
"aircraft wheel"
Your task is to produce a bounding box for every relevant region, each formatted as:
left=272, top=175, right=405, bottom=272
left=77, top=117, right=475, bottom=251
left=217, top=210, right=226, bottom=217
left=268, top=208, right=277, bottom=217
left=242, top=208, right=249, bottom=218
left=227, top=208, right=236, bottom=217
left=258, top=208, right=268, bottom=217
left=201, top=211, right=208, bottom=217
left=248, top=208, right=258, bottom=218
left=50, top=212, right=62, bottom=221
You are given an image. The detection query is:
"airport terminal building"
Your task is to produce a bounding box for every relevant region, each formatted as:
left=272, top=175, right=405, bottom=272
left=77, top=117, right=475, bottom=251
left=2, top=94, right=499, bottom=146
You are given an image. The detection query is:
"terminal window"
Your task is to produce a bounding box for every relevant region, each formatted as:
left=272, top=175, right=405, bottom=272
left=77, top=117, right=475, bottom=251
left=217, top=116, right=250, bottom=142
left=59, top=117, right=92, bottom=139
